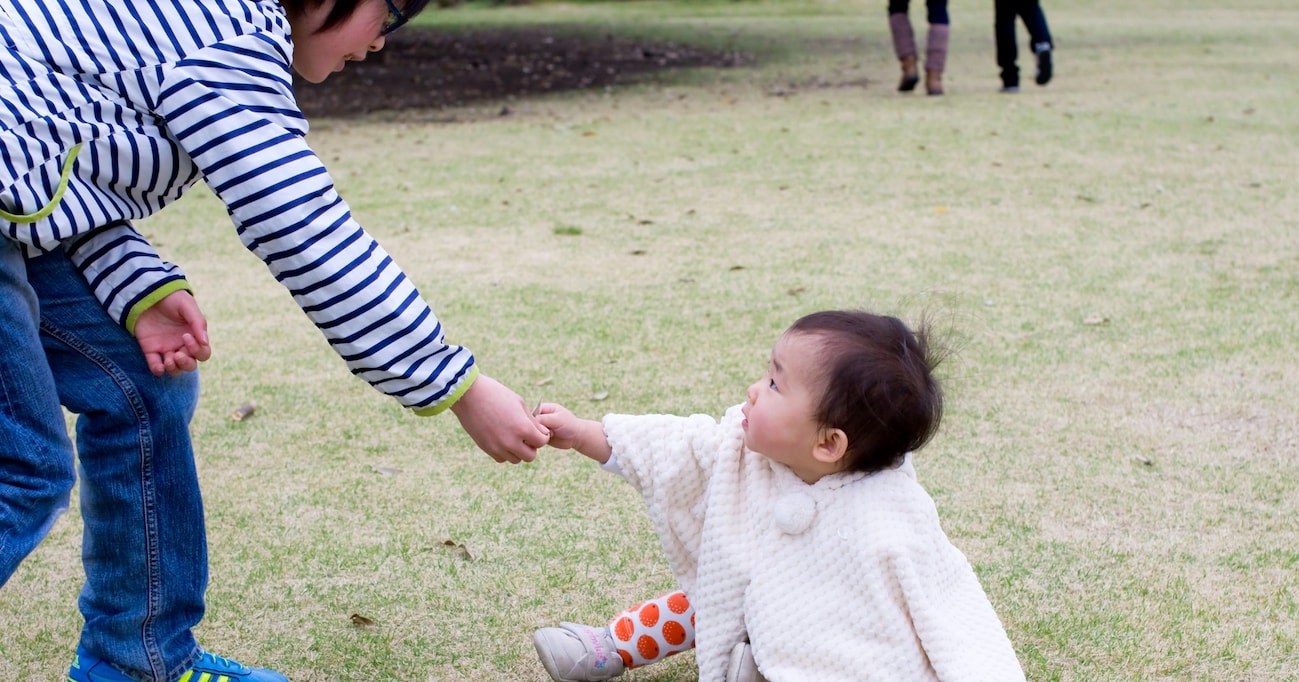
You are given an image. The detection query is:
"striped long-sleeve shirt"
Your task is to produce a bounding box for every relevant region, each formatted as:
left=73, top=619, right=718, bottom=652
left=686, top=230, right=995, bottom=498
left=0, top=0, right=476, bottom=414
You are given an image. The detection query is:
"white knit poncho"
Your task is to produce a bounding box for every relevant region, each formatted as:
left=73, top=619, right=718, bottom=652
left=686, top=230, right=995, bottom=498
left=601, top=405, right=1026, bottom=682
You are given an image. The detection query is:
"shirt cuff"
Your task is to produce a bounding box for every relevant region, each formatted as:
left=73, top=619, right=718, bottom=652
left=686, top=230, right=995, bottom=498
left=124, top=279, right=194, bottom=336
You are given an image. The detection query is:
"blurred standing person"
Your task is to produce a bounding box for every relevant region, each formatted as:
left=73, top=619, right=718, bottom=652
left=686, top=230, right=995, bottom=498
left=887, top=0, right=950, bottom=95
left=995, top=0, right=1054, bottom=92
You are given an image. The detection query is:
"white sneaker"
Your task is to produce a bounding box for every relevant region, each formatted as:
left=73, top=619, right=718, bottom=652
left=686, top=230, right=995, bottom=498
left=725, top=642, right=767, bottom=682
left=533, top=622, right=626, bottom=681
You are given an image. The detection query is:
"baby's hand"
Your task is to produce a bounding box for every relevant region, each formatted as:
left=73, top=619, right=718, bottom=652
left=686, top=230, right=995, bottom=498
left=534, top=403, right=582, bottom=451
left=535, top=403, right=612, bottom=464
left=134, top=290, right=212, bottom=377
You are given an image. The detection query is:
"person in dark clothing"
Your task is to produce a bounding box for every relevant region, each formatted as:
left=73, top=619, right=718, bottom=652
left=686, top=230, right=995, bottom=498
left=994, top=0, right=1054, bottom=92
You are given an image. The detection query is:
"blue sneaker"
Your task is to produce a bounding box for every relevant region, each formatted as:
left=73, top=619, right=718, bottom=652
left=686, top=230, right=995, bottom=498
left=69, top=645, right=289, bottom=682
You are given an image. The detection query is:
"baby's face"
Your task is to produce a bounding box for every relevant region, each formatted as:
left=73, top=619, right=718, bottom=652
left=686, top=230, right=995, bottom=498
left=741, top=332, right=828, bottom=482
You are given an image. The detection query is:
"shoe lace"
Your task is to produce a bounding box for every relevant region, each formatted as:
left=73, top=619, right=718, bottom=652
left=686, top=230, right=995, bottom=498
left=201, top=651, right=235, bottom=668
left=195, top=650, right=248, bottom=674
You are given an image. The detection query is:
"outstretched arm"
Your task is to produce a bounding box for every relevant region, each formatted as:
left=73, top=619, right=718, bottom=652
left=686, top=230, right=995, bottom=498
left=450, top=374, right=550, bottom=464
left=535, top=403, right=612, bottom=464
left=133, top=290, right=212, bottom=376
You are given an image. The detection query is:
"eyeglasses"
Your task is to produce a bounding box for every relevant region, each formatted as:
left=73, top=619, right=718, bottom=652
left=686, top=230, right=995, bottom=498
left=381, top=0, right=407, bottom=35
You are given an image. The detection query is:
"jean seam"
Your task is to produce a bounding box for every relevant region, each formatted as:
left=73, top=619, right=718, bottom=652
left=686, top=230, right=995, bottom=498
left=40, top=318, right=167, bottom=679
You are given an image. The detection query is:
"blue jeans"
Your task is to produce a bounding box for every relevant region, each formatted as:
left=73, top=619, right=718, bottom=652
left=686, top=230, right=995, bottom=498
left=1, top=239, right=206, bottom=681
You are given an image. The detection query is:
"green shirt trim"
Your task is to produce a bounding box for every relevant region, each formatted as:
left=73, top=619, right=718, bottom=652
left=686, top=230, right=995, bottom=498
left=124, top=280, right=194, bottom=336
left=0, top=145, right=83, bottom=223
left=413, top=364, right=479, bottom=416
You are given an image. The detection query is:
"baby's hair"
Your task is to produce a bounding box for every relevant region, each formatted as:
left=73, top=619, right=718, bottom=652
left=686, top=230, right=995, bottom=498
left=787, top=310, right=944, bottom=474
left=281, top=0, right=432, bottom=34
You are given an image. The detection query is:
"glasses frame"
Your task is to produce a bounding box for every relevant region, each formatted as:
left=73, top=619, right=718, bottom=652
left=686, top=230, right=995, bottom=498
left=381, top=0, right=407, bottom=35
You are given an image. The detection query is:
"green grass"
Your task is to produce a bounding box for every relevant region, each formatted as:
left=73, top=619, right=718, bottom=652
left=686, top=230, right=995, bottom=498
left=3, top=0, right=1297, bottom=680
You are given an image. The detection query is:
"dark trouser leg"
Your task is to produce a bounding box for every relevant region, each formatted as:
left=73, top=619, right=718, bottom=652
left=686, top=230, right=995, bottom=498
left=994, top=0, right=1020, bottom=87
left=1019, top=0, right=1053, bottom=51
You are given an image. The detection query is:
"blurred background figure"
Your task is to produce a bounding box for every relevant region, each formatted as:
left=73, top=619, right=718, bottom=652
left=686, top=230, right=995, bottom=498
left=994, top=0, right=1054, bottom=92
left=887, top=0, right=950, bottom=95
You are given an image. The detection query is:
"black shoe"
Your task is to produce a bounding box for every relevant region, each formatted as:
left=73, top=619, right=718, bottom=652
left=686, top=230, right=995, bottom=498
left=1034, top=46, right=1053, bottom=86
left=898, top=73, right=920, bottom=92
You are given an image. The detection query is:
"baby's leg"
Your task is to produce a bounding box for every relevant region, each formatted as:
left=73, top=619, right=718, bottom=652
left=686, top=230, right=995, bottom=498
left=609, top=590, right=695, bottom=668
left=534, top=591, right=696, bottom=681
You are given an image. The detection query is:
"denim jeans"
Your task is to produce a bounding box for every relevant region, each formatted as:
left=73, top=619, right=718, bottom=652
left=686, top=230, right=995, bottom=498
left=1, top=239, right=205, bottom=681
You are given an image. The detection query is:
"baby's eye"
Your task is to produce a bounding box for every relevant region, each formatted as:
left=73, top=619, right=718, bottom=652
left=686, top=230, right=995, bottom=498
left=768, top=378, right=778, bottom=391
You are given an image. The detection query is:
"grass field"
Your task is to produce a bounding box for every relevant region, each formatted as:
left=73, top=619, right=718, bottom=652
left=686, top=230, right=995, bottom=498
left=2, top=0, right=1296, bottom=680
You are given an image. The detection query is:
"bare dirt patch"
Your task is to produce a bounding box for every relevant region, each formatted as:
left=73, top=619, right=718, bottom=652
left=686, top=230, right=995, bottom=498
left=293, top=26, right=752, bottom=118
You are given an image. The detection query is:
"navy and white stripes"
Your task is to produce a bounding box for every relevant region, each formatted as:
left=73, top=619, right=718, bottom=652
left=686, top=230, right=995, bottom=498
left=1, top=0, right=476, bottom=413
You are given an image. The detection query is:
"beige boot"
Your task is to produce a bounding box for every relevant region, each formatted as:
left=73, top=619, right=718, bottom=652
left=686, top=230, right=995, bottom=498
left=725, top=642, right=767, bottom=682
left=925, top=68, right=943, bottom=96
left=900, top=55, right=920, bottom=91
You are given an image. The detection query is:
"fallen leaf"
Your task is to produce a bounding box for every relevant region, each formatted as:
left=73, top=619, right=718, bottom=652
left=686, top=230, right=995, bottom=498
left=370, top=465, right=402, bottom=476
left=536, top=376, right=554, bottom=387
left=440, top=539, right=473, bottom=561
left=1083, top=315, right=1109, bottom=326
left=786, top=287, right=806, bottom=297
left=231, top=402, right=256, bottom=422
left=592, top=391, right=609, bottom=401
left=350, top=613, right=377, bottom=629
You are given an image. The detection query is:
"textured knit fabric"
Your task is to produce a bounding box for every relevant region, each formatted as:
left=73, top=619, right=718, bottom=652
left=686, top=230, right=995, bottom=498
left=0, top=0, right=474, bottom=413
left=602, top=405, right=1026, bottom=682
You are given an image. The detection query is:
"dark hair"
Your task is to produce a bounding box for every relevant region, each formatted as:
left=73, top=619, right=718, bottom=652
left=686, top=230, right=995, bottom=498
left=281, top=0, right=432, bottom=34
left=787, top=310, right=944, bottom=474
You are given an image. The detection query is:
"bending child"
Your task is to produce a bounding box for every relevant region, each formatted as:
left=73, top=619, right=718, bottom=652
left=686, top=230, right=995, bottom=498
left=531, top=310, right=1025, bottom=681
left=1, top=1, right=547, bottom=681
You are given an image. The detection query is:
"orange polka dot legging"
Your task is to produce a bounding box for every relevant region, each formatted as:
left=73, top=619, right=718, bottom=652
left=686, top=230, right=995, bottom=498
left=607, top=590, right=696, bottom=669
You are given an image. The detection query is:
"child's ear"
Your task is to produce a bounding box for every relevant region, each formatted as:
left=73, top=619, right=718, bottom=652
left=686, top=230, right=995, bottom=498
left=813, top=427, right=849, bottom=465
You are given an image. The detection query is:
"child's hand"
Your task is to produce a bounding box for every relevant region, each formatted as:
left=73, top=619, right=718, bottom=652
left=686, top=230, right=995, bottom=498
left=535, top=403, right=611, bottom=463
left=134, top=290, right=211, bottom=377
left=534, top=403, right=582, bottom=450
left=449, top=374, right=549, bottom=464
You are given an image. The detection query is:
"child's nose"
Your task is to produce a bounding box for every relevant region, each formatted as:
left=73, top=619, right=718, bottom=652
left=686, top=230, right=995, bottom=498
left=369, top=35, right=386, bottom=52
left=746, top=381, right=759, bottom=403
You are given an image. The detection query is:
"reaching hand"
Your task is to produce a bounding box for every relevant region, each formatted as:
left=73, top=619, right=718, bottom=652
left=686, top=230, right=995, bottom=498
left=534, top=403, right=582, bottom=451
left=450, top=374, right=549, bottom=464
left=535, top=402, right=611, bottom=463
left=134, top=290, right=212, bottom=377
